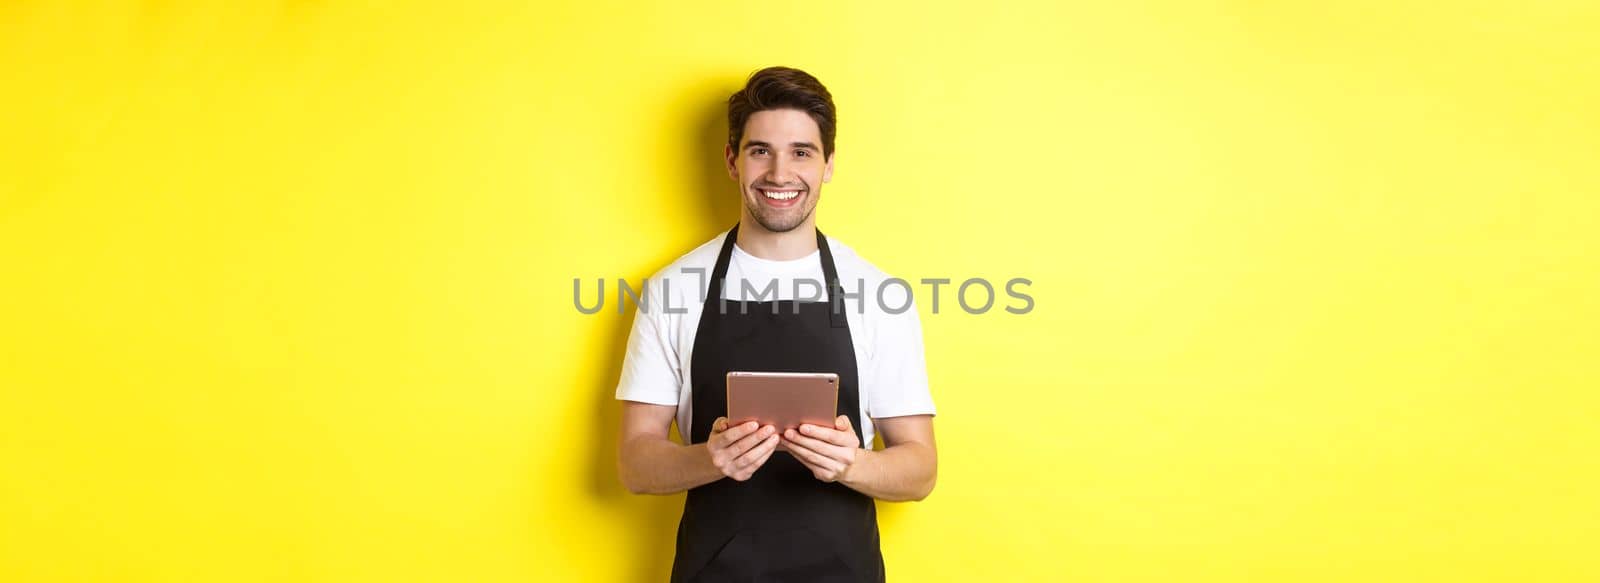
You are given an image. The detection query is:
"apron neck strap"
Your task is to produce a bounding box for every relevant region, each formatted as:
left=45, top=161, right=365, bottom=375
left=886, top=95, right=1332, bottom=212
left=703, top=223, right=847, bottom=329
left=814, top=228, right=847, bottom=329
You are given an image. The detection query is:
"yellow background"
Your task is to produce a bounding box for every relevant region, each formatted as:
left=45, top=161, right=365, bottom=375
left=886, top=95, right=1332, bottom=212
left=3, top=1, right=1597, bottom=581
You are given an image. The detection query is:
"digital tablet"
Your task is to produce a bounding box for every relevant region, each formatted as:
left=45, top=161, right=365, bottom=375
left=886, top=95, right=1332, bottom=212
left=726, top=371, right=839, bottom=448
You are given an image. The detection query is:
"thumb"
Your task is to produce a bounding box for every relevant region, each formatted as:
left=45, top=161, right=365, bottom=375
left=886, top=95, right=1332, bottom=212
left=836, top=415, right=852, bottom=430
left=712, top=417, right=728, bottom=432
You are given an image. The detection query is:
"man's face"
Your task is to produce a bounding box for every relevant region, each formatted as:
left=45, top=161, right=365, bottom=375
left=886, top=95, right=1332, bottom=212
left=725, top=108, right=834, bottom=234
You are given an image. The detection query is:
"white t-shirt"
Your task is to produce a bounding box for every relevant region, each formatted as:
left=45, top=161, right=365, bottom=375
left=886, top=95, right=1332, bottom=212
left=614, top=230, right=937, bottom=446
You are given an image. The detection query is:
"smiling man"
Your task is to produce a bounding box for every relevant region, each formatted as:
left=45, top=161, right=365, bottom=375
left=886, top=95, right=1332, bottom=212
left=615, top=66, right=938, bottom=582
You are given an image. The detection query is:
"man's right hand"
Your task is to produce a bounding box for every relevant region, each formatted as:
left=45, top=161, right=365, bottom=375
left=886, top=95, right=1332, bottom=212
left=707, top=417, right=780, bottom=481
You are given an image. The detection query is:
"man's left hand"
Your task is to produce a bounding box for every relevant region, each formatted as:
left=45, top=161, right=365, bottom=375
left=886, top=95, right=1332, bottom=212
left=783, top=415, right=861, bottom=483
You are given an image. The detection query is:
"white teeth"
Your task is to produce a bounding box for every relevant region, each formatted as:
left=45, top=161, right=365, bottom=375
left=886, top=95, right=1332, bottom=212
left=762, top=190, right=800, bottom=200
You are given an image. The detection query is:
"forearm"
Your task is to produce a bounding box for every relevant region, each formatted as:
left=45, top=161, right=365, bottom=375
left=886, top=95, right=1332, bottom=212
left=619, top=436, right=723, bottom=495
left=839, top=442, right=937, bottom=502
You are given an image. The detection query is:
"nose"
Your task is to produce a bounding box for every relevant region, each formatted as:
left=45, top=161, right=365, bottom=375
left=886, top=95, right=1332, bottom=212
left=766, top=156, right=794, bottom=186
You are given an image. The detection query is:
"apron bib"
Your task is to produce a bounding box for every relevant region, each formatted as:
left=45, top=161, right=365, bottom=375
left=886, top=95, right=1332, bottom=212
left=669, top=224, right=883, bottom=583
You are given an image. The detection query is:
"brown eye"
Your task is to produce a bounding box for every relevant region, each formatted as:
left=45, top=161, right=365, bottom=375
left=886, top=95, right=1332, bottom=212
left=795, top=150, right=810, bottom=157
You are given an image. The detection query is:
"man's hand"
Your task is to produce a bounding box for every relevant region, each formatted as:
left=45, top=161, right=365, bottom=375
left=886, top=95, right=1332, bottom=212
left=707, top=417, right=780, bottom=481
left=782, top=415, right=861, bottom=483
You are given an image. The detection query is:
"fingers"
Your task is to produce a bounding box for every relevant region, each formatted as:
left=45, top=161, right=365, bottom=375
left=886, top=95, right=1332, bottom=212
left=782, top=419, right=859, bottom=483
left=727, top=424, right=776, bottom=454
left=715, top=420, right=760, bottom=447
left=797, top=422, right=859, bottom=448
left=724, top=432, right=780, bottom=481
left=747, top=435, right=780, bottom=468
left=786, top=438, right=844, bottom=475
left=784, top=427, right=849, bottom=459
left=733, top=434, right=780, bottom=469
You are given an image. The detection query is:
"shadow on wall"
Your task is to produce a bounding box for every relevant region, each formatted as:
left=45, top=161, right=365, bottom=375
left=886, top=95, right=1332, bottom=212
left=580, top=78, right=741, bottom=581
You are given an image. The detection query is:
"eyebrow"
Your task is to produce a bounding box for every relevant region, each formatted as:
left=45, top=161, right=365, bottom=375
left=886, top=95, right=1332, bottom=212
left=745, top=140, right=819, bottom=151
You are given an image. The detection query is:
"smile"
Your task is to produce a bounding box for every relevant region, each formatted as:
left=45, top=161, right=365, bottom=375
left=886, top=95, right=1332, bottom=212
left=759, top=189, right=802, bottom=201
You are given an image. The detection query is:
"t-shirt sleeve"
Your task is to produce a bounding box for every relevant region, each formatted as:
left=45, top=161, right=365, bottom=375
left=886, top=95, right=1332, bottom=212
left=863, top=292, right=937, bottom=419
left=614, top=282, right=681, bottom=406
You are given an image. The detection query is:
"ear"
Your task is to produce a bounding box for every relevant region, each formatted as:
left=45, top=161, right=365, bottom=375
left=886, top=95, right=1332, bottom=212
left=724, top=143, right=739, bottom=181
left=822, top=151, right=835, bottom=183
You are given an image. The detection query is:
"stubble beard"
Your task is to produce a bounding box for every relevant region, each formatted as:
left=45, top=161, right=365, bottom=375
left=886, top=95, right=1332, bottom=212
left=743, top=186, right=817, bottom=233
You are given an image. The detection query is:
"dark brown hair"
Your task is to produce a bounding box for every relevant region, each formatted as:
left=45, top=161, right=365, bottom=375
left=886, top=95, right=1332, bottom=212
left=727, top=66, right=837, bottom=158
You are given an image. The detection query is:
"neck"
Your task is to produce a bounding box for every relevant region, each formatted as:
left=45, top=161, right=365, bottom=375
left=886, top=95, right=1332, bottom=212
left=735, top=213, right=818, bottom=261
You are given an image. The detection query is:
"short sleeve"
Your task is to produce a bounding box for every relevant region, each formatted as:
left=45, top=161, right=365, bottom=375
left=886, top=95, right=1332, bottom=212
left=614, top=284, right=681, bottom=406
left=862, top=294, right=937, bottom=419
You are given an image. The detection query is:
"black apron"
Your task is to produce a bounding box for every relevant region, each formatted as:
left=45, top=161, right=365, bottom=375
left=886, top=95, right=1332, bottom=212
left=670, top=224, right=884, bottom=583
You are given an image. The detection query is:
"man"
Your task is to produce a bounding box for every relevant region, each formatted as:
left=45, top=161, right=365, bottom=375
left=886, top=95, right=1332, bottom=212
left=615, top=66, right=937, bottom=583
